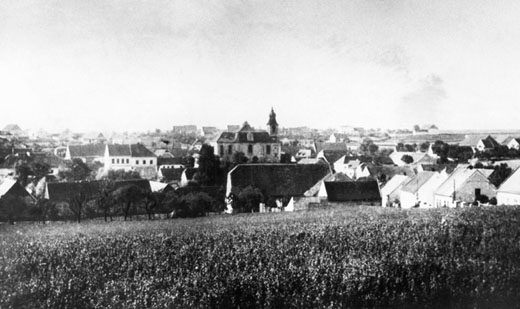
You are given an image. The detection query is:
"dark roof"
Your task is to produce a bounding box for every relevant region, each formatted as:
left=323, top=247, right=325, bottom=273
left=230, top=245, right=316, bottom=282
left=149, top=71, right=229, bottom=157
left=324, top=180, right=381, bottom=202
left=31, top=152, right=66, bottom=168
left=46, top=179, right=151, bottom=202
left=130, top=144, right=156, bottom=157
left=321, top=151, right=347, bottom=165
left=419, top=163, right=457, bottom=174
left=46, top=181, right=101, bottom=202
left=183, top=167, right=198, bottom=180
left=365, top=164, right=416, bottom=179
left=157, top=157, right=184, bottom=165
left=68, top=144, right=105, bottom=158
left=322, top=143, right=348, bottom=152
left=160, top=168, right=184, bottom=181
left=217, top=131, right=277, bottom=144
left=107, top=144, right=156, bottom=157
left=229, top=164, right=330, bottom=197
left=480, top=136, right=500, bottom=149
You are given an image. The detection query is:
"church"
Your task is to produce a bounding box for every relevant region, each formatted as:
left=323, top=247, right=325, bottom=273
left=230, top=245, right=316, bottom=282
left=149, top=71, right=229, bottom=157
left=216, top=108, right=281, bottom=163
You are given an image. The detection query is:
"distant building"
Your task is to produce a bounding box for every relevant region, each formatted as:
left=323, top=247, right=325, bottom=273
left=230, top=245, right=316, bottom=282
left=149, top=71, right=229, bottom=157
left=217, top=109, right=281, bottom=162
left=104, top=144, right=157, bottom=179
left=172, top=125, right=198, bottom=135
left=413, top=124, right=439, bottom=135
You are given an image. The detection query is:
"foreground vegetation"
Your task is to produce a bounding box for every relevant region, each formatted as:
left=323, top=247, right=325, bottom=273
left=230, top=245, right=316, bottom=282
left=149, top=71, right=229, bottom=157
left=1, top=206, right=520, bottom=308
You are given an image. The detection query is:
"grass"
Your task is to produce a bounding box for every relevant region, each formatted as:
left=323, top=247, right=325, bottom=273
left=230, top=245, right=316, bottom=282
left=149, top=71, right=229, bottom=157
left=1, top=206, right=520, bottom=308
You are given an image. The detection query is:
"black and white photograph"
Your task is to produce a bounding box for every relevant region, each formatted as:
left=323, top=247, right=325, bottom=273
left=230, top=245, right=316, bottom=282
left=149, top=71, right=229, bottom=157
left=1, top=0, right=520, bottom=307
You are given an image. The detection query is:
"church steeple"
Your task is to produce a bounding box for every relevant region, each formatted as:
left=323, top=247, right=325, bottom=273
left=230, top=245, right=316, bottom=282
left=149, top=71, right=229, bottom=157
left=266, top=107, right=278, bottom=136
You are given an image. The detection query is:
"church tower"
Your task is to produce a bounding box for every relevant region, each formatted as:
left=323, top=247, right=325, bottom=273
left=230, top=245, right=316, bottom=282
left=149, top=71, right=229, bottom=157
left=266, top=107, right=279, bottom=136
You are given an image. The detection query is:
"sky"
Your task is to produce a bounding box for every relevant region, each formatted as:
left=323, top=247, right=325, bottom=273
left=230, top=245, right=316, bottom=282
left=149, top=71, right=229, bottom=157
left=1, top=0, right=520, bottom=133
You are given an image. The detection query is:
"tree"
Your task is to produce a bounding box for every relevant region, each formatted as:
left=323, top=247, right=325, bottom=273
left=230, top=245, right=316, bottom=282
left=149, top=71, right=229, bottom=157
left=195, top=144, right=220, bottom=186
left=170, top=192, right=214, bottom=218
left=232, top=151, right=248, bottom=165
left=432, top=140, right=449, bottom=162
left=112, top=184, right=146, bottom=221
left=96, top=179, right=116, bottom=222
left=419, top=142, right=430, bottom=153
left=105, top=169, right=141, bottom=181
left=141, top=191, right=165, bottom=220
left=58, top=159, right=92, bottom=181
left=401, top=154, right=414, bottom=164
left=489, top=163, right=512, bottom=187
left=233, top=186, right=264, bottom=213
left=368, top=143, right=379, bottom=154
left=67, top=190, right=92, bottom=223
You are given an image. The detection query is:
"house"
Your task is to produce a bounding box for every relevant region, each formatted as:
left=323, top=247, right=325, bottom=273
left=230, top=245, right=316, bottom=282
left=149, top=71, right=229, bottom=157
left=0, top=178, right=34, bottom=203
left=216, top=110, right=281, bottom=163
left=389, top=151, right=436, bottom=166
left=413, top=124, right=439, bottom=135
left=316, top=143, right=348, bottom=164
left=399, top=172, right=439, bottom=208
left=324, top=180, right=381, bottom=205
left=65, top=143, right=105, bottom=163
left=81, top=132, right=107, bottom=144
left=180, top=167, right=198, bottom=187
left=295, top=149, right=313, bottom=160
left=476, top=135, right=500, bottom=152
left=434, top=166, right=496, bottom=207
left=3, top=124, right=24, bottom=136
left=381, top=175, right=410, bottom=207
left=226, top=163, right=330, bottom=213
left=506, top=138, right=520, bottom=150
left=104, top=144, right=157, bottom=179
left=158, top=167, right=184, bottom=184
left=304, top=172, right=353, bottom=200
left=149, top=181, right=174, bottom=193
left=172, top=125, right=198, bottom=135
left=497, top=168, right=520, bottom=205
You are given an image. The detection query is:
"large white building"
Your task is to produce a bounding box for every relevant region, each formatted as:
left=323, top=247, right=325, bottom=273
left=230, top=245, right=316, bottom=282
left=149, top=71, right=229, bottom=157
left=216, top=109, right=281, bottom=162
left=104, top=144, right=157, bottom=179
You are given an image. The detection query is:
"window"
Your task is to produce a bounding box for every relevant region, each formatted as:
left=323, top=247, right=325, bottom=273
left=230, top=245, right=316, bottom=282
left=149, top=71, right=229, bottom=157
left=126, top=159, right=129, bottom=164
left=475, top=188, right=481, bottom=198
left=266, top=145, right=271, bottom=155
left=248, top=145, right=253, bottom=154
left=150, top=160, right=153, bottom=165
left=220, top=145, right=224, bottom=156
left=112, top=158, right=115, bottom=164
left=143, top=160, right=146, bottom=165
left=116, top=159, right=119, bottom=164
left=136, top=160, right=139, bottom=165
left=228, top=145, right=233, bottom=154
left=247, top=132, right=254, bottom=141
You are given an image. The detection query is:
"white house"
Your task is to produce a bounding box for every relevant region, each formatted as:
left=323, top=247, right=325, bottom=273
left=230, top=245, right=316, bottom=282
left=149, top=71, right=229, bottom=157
left=399, top=172, right=437, bottom=208
left=104, top=144, right=157, bottom=179
left=497, top=168, right=520, bottom=205
left=381, top=175, right=410, bottom=207
left=507, top=138, right=520, bottom=150
left=434, top=166, right=496, bottom=208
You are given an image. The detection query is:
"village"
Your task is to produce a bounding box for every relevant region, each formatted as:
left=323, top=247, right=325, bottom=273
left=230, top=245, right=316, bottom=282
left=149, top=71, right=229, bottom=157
left=1, top=108, right=520, bottom=223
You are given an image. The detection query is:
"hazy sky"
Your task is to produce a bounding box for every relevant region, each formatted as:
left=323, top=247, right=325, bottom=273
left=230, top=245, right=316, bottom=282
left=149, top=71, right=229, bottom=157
left=1, top=0, right=520, bottom=133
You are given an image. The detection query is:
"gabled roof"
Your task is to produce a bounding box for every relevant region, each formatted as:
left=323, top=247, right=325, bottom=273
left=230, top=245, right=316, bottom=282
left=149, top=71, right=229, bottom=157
left=321, top=143, right=348, bottom=152
left=183, top=167, right=198, bottom=181
left=149, top=181, right=173, bottom=193
left=324, top=180, right=381, bottom=202
left=419, top=163, right=457, bottom=174
left=68, top=143, right=105, bottom=158
left=381, top=175, right=410, bottom=196
left=303, top=172, right=352, bottom=197
left=229, top=163, right=330, bottom=197
left=459, top=135, right=486, bottom=147
left=498, top=167, right=520, bottom=195
left=216, top=127, right=277, bottom=144
left=400, top=171, right=437, bottom=194
left=389, top=151, right=435, bottom=165
left=435, top=167, right=494, bottom=197
left=159, top=167, right=184, bottom=182
left=479, top=136, right=500, bottom=149
left=106, top=144, right=156, bottom=157
left=3, top=124, right=22, bottom=132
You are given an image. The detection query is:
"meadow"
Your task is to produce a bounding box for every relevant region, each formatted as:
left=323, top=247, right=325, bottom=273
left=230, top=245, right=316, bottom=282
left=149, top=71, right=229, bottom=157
left=1, top=206, right=520, bottom=308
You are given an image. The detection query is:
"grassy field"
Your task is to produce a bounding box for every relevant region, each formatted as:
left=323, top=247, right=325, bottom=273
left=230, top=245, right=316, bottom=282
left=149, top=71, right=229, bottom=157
left=1, top=206, right=520, bottom=308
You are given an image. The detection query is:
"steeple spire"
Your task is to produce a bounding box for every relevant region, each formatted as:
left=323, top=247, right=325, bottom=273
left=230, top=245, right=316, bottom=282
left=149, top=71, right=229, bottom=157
left=266, top=107, right=278, bottom=136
